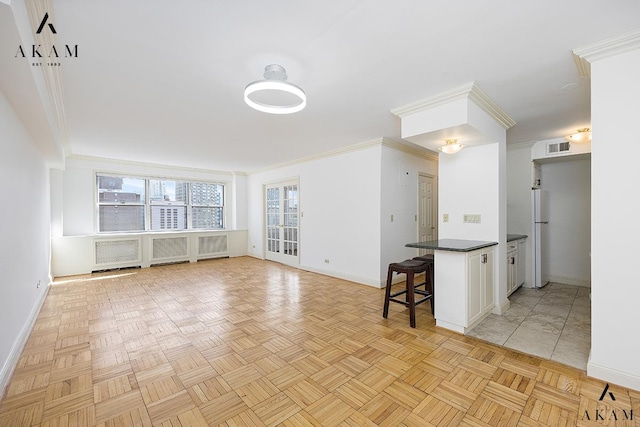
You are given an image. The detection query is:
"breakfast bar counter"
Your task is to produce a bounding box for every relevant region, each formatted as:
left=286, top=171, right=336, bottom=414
left=405, top=238, right=498, bottom=334
left=406, top=239, right=497, bottom=252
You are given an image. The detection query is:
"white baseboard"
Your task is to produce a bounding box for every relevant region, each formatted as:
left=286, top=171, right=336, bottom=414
left=549, top=275, right=591, bottom=288
left=493, top=298, right=511, bottom=315
left=0, top=285, right=50, bottom=400
left=587, top=359, right=640, bottom=392
left=298, top=264, right=383, bottom=288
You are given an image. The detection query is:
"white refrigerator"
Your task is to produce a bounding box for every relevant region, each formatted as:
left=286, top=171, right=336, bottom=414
left=532, top=189, right=550, bottom=288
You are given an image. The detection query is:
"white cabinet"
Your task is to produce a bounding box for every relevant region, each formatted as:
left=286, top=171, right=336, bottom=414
left=432, top=243, right=497, bottom=335
left=506, top=237, right=527, bottom=296
left=506, top=242, right=518, bottom=296
left=517, top=238, right=526, bottom=287
left=467, top=247, right=495, bottom=326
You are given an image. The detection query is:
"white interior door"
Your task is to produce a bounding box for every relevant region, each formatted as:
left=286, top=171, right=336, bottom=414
left=265, top=181, right=299, bottom=266
left=418, top=174, right=437, bottom=255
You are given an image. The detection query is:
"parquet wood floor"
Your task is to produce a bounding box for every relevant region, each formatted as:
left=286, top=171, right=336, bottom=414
left=1, top=256, right=638, bottom=426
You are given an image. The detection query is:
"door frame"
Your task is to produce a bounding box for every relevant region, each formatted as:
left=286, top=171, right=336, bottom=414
left=417, top=173, right=438, bottom=247
left=262, top=177, right=300, bottom=267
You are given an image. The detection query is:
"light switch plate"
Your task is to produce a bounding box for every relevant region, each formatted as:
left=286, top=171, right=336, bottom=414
left=463, top=214, right=481, bottom=223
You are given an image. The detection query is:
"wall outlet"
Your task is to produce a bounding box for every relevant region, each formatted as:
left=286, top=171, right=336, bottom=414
left=324, top=259, right=330, bottom=264
left=390, top=214, right=394, bottom=222
left=37, top=280, right=41, bottom=288
left=443, top=213, right=449, bottom=222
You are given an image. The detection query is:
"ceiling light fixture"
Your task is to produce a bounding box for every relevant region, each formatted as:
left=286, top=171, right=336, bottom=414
left=244, top=64, right=306, bottom=114
left=566, top=128, right=591, bottom=143
left=439, top=139, right=463, bottom=154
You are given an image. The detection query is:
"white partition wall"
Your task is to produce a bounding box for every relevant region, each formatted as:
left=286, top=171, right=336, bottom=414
left=580, top=40, right=640, bottom=391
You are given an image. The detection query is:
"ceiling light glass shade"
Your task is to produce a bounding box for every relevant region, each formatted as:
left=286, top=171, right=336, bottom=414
left=566, top=128, right=591, bottom=143
left=244, top=64, right=306, bottom=114
left=439, top=139, right=463, bottom=154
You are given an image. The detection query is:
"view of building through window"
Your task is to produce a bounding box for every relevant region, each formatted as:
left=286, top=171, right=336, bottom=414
left=97, top=175, right=224, bottom=232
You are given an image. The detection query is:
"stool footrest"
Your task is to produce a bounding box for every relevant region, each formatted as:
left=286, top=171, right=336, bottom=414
left=389, top=288, right=432, bottom=298
left=388, top=295, right=432, bottom=307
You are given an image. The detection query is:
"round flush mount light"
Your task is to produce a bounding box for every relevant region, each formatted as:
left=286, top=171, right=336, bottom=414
left=244, top=64, right=306, bottom=114
left=565, top=128, right=591, bottom=143
left=439, top=138, right=464, bottom=154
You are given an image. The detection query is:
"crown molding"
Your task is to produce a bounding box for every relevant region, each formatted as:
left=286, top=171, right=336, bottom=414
left=381, top=138, right=439, bottom=162
left=391, top=82, right=475, bottom=117
left=390, top=81, right=516, bottom=130
left=573, top=28, right=640, bottom=78
left=65, top=154, right=236, bottom=176
left=468, top=84, right=516, bottom=129
left=249, top=137, right=438, bottom=175
left=25, top=0, right=71, bottom=156
left=249, top=139, right=387, bottom=174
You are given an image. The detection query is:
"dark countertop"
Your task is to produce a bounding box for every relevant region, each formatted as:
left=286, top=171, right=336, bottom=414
left=406, top=239, right=498, bottom=252
left=507, top=234, right=528, bottom=242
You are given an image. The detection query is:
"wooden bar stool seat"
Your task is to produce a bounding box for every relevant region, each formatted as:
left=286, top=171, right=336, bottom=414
left=383, top=259, right=433, bottom=328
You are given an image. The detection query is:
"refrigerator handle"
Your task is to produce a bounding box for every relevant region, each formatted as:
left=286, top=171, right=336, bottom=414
left=535, top=221, right=549, bottom=224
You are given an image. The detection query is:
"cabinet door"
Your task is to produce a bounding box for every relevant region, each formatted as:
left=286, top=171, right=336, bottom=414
left=517, top=239, right=526, bottom=286
left=507, top=253, right=517, bottom=295
left=483, top=249, right=494, bottom=312
left=467, top=251, right=483, bottom=325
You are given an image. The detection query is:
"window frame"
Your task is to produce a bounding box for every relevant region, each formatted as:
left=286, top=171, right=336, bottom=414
left=95, top=173, right=226, bottom=233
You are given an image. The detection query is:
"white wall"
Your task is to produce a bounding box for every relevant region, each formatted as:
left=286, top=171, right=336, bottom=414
left=247, top=144, right=384, bottom=287
left=506, top=144, right=534, bottom=287
left=380, top=145, right=438, bottom=282
left=542, top=158, right=591, bottom=287
left=439, top=142, right=507, bottom=311
left=589, top=47, right=640, bottom=390
left=439, top=144, right=501, bottom=241
left=0, top=90, right=51, bottom=396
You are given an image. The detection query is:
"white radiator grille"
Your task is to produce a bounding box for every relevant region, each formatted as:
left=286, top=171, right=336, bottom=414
left=95, top=239, right=140, bottom=265
left=152, top=237, right=188, bottom=260
left=198, top=234, right=228, bottom=256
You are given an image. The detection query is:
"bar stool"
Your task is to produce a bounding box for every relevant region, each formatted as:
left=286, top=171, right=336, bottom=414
left=383, top=259, right=432, bottom=328
left=412, top=255, right=435, bottom=315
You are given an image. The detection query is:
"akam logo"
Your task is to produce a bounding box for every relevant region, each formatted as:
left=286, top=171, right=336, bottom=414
left=582, top=383, right=634, bottom=422
left=14, top=12, right=78, bottom=67
left=36, top=12, right=57, bottom=34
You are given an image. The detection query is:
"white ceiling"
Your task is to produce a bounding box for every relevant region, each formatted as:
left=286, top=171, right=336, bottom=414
left=3, top=1, right=640, bottom=172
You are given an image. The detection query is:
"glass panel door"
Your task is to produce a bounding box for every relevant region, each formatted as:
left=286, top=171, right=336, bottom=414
left=265, top=181, right=299, bottom=266
left=266, top=186, right=280, bottom=255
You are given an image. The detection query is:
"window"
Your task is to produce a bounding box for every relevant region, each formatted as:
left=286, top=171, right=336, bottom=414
left=97, top=174, right=225, bottom=232
left=98, top=176, right=145, bottom=232
left=150, top=179, right=187, bottom=231
left=191, top=183, right=224, bottom=229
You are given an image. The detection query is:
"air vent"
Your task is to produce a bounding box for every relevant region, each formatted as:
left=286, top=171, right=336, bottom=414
left=151, top=236, right=188, bottom=261
left=95, top=238, right=141, bottom=266
left=198, top=234, right=228, bottom=257
left=547, top=141, right=571, bottom=155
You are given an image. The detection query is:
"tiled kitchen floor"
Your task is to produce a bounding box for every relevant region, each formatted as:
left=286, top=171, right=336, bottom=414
left=468, top=282, right=591, bottom=370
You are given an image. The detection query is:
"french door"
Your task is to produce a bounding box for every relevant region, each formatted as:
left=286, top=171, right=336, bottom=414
left=265, top=180, right=299, bottom=266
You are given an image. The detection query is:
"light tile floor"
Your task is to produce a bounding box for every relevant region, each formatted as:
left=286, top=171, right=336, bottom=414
left=468, top=282, right=591, bottom=370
